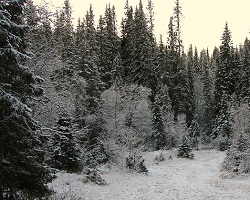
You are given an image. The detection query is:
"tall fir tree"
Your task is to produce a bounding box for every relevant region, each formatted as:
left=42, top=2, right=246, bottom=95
left=0, top=0, right=53, bottom=198
left=51, top=115, right=81, bottom=173
left=97, top=4, right=120, bottom=89
left=121, top=4, right=134, bottom=81
left=237, top=38, right=250, bottom=101
left=75, top=6, right=108, bottom=165
left=201, top=49, right=213, bottom=141
left=214, top=23, right=233, bottom=115
left=53, top=0, right=75, bottom=78
left=212, top=23, right=235, bottom=145
left=186, top=45, right=195, bottom=127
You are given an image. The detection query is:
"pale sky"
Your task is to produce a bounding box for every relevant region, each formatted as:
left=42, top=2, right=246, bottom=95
left=34, top=0, right=250, bottom=53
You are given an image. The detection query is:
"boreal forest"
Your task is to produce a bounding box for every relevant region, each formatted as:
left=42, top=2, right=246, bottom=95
left=0, top=0, right=250, bottom=199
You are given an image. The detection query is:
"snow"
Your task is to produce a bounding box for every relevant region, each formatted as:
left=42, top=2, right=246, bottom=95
left=0, top=88, right=32, bottom=114
left=49, top=150, right=250, bottom=200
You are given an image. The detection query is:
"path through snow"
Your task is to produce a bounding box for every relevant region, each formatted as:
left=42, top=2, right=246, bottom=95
left=50, top=150, right=250, bottom=200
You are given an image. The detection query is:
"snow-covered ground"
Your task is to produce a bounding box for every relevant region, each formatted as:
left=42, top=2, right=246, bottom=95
left=49, top=150, right=250, bottom=200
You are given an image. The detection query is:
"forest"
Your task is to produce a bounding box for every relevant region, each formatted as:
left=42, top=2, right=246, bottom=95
left=0, top=0, right=250, bottom=199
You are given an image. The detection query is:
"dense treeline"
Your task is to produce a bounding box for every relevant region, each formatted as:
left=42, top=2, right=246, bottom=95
left=1, top=0, right=250, bottom=198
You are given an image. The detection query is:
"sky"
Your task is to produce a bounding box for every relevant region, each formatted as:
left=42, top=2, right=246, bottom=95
left=34, top=0, right=250, bottom=53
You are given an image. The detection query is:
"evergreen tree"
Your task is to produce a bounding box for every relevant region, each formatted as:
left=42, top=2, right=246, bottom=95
left=51, top=115, right=81, bottom=173
left=97, top=4, right=120, bottom=89
left=187, top=115, right=200, bottom=149
left=213, top=23, right=234, bottom=146
left=130, top=0, right=156, bottom=87
left=121, top=4, right=134, bottom=81
left=53, top=0, right=75, bottom=78
left=237, top=38, right=250, bottom=101
left=75, top=6, right=108, bottom=166
left=202, top=49, right=213, bottom=141
left=173, top=0, right=183, bottom=55
left=166, top=16, right=179, bottom=122
left=177, top=136, right=194, bottom=159
left=193, top=46, right=200, bottom=73
left=166, top=0, right=184, bottom=122
left=186, top=45, right=195, bottom=127
left=213, top=91, right=233, bottom=150
left=214, top=23, right=233, bottom=115
left=0, top=0, right=53, bottom=198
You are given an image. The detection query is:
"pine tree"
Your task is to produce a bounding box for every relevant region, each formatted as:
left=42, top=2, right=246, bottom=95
left=202, top=49, right=213, bottom=141
left=177, top=136, right=194, bottom=159
left=75, top=5, right=108, bottom=166
left=213, top=23, right=234, bottom=146
left=173, top=0, right=183, bottom=55
left=186, top=45, right=195, bottom=127
left=213, top=92, right=233, bottom=150
left=97, top=4, right=120, bottom=89
left=130, top=0, right=156, bottom=87
left=53, top=0, right=75, bottom=78
left=0, top=0, right=53, bottom=198
left=214, top=23, right=233, bottom=115
left=187, top=115, right=200, bottom=149
left=166, top=0, right=184, bottom=122
left=193, top=46, right=200, bottom=73
left=51, top=115, right=81, bottom=173
left=237, top=38, right=250, bottom=101
left=121, top=4, right=134, bottom=81
left=166, top=16, right=179, bottom=122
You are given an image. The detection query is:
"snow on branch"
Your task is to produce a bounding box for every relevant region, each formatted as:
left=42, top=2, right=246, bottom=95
left=0, top=87, right=32, bottom=115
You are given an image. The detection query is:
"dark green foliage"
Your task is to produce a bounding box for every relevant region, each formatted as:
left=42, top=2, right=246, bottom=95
left=166, top=2, right=188, bottom=123
left=0, top=0, right=53, bottom=198
left=121, top=4, right=134, bottom=81
left=74, top=6, right=108, bottom=168
left=51, top=115, right=82, bottom=173
left=54, top=0, right=75, bottom=78
left=213, top=23, right=235, bottom=148
left=97, top=4, right=120, bottom=89
left=201, top=49, right=214, bottom=141
left=177, top=137, right=194, bottom=159
left=214, top=23, right=234, bottom=115
left=185, top=45, right=195, bottom=127
left=236, top=39, right=250, bottom=101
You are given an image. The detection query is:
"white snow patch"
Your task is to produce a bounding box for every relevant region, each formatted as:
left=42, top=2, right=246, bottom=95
left=49, top=150, right=250, bottom=200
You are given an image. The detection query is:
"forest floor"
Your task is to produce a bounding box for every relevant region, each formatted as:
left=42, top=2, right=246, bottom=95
left=49, top=150, right=250, bottom=200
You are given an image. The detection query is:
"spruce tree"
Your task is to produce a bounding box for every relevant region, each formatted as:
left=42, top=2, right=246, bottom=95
left=166, top=0, right=184, bottom=122
left=186, top=45, right=195, bottom=127
left=53, top=0, right=75, bottom=78
left=97, top=4, right=120, bottom=89
left=213, top=23, right=234, bottom=144
left=166, top=16, right=179, bottom=122
left=51, top=115, right=81, bottom=173
left=237, top=38, right=250, bottom=101
left=121, top=4, right=134, bottom=81
left=130, top=0, right=156, bottom=87
left=193, top=46, right=200, bottom=73
left=75, top=5, right=108, bottom=167
left=214, top=23, right=233, bottom=115
left=202, top=49, right=213, bottom=141
left=0, top=0, right=53, bottom=198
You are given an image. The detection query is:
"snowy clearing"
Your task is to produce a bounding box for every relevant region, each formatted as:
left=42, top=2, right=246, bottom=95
left=49, top=150, right=250, bottom=200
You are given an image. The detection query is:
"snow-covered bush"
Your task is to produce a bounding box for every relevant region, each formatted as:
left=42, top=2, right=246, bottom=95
left=155, top=151, right=166, bottom=162
left=82, top=168, right=107, bottom=185
left=101, top=84, right=152, bottom=168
